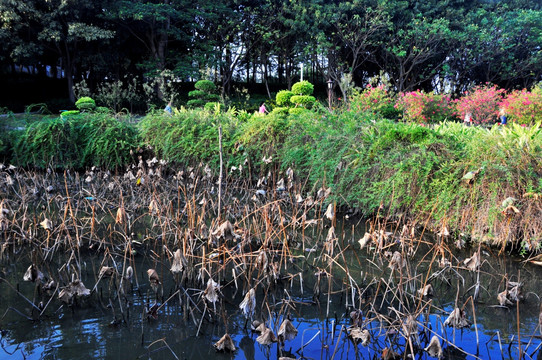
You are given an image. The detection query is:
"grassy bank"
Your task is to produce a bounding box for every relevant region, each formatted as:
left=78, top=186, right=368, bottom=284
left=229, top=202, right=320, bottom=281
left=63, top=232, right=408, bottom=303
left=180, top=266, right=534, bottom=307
left=2, top=108, right=542, bottom=252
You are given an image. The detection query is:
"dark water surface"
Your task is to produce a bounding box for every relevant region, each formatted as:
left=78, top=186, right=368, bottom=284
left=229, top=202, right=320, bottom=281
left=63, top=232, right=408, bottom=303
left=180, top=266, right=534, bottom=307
left=2, top=224, right=542, bottom=360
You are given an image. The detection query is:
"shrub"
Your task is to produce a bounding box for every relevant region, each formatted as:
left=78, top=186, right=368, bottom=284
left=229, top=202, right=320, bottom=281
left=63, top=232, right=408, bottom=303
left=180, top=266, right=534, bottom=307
left=204, top=102, right=220, bottom=112
left=60, top=110, right=80, bottom=119
left=351, top=85, right=397, bottom=119
left=75, top=97, right=96, bottom=111
left=14, top=117, right=85, bottom=168
left=139, top=109, right=239, bottom=167
left=94, top=76, right=143, bottom=112
left=276, top=90, right=294, bottom=106
left=289, top=107, right=309, bottom=115
left=81, top=116, right=139, bottom=169
left=455, top=84, right=505, bottom=125
left=271, top=106, right=289, bottom=116
left=194, top=80, right=217, bottom=93
left=188, top=80, right=220, bottom=108
left=188, top=90, right=206, bottom=98
left=95, top=106, right=112, bottom=114
left=237, top=111, right=291, bottom=169
left=187, top=99, right=206, bottom=108
left=423, top=93, right=456, bottom=123
left=290, top=95, right=316, bottom=108
left=291, top=80, right=314, bottom=96
left=499, top=88, right=542, bottom=125
left=396, top=90, right=455, bottom=124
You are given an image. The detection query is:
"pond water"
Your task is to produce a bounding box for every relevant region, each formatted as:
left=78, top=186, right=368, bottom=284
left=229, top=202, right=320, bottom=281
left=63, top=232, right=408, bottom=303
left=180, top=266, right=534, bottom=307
left=2, top=221, right=542, bottom=360
left=0, top=164, right=541, bottom=360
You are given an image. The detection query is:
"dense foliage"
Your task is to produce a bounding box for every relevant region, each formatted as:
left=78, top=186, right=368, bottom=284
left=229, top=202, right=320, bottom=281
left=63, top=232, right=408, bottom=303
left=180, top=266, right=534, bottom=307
left=12, top=114, right=138, bottom=169
left=4, top=98, right=542, bottom=250
left=2, top=0, right=542, bottom=111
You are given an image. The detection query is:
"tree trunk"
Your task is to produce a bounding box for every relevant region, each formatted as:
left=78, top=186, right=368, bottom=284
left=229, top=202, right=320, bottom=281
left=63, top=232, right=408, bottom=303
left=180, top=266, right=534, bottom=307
left=65, top=65, right=76, bottom=103
left=264, top=62, right=271, bottom=99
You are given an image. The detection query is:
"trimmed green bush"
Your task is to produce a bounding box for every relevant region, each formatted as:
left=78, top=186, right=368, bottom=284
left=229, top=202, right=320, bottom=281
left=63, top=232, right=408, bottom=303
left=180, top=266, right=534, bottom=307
left=290, top=95, right=316, bottom=107
left=194, top=80, right=217, bottom=93
left=60, top=110, right=80, bottom=119
left=288, top=107, right=309, bottom=115
left=276, top=90, right=294, bottom=106
left=187, top=99, right=206, bottom=108
left=291, top=80, right=314, bottom=96
left=188, top=80, right=219, bottom=108
left=188, top=90, right=206, bottom=98
left=271, top=107, right=289, bottom=116
left=75, top=97, right=96, bottom=111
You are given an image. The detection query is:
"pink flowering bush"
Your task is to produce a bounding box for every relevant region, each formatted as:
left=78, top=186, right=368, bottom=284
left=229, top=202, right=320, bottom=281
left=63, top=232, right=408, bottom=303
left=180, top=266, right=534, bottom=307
left=350, top=84, right=397, bottom=119
left=455, top=84, right=505, bottom=125
left=499, top=88, right=542, bottom=125
left=395, top=90, right=455, bottom=124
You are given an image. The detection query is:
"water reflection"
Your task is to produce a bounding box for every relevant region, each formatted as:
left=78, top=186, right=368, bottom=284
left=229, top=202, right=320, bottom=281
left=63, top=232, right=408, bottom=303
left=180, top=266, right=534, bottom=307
left=2, top=231, right=542, bottom=359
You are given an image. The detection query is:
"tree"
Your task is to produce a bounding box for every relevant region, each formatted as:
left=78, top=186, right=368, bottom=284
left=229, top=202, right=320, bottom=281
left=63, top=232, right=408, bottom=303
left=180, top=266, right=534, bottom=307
left=0, top=0, right=116, bottom=102
left=318, top=1, right=388, bottom=100
left=377, top=14, right=454, bottom=92
left=110, top=0, right=201, bottom=100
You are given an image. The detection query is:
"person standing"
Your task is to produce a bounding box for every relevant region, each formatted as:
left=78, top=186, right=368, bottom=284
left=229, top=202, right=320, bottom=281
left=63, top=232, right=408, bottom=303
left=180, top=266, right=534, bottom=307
left=164, top=101, right=173, bottom=115
left=259, top=102, right=267, bottom=114
left=499, top=108, right=507, bottom=125
left=463, top=112, right=472, bottom=126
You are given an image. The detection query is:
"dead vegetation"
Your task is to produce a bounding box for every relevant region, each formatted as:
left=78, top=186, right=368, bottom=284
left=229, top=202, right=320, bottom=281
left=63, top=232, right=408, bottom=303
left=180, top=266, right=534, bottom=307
left=0, top=161, right=541, bottom=359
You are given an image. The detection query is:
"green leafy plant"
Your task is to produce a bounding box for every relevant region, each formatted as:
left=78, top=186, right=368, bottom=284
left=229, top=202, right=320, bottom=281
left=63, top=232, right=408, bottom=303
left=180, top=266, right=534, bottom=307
left=14, top=116, right=85, bottom=168
left=75, top=97, right=96, bottom=112
left=350, top=84, right=397, bottom=119
left=81, top=115, right=139, bottom=169
left=25, top=103, right=51, bottom=114
left=290, top=95, right=316, bottom=107
left=60, top=110, right=80, bottom=119
left=291, top=80, right=314, bottom=96
left=276, top=90, right=294, bottom=106
left=139, top=109, right=239, bottom=168
left=187, top=80, right=220, bottom=108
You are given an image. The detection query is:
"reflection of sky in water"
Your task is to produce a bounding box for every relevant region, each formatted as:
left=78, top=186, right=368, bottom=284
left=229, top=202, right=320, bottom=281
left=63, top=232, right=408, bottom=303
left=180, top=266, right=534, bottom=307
left=2, top=248, right=542, bottom=359
left=2, top=297, right=542, bottom=359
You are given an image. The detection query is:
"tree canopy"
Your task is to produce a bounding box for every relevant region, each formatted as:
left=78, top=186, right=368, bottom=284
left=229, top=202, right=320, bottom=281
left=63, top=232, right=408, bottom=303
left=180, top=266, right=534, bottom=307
left=1, top=0, right=541, bottom=105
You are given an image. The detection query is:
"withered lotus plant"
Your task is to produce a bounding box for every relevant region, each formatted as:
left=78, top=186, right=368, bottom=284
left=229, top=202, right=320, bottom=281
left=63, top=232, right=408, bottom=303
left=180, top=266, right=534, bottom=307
left=214, top=333, right=236, bottom=352
left=256, top=327, right=277, bottom=346
left=348, top=327, right=370, bottom=346
left=463, top=251, right=480, bottom=272
left=23, top=264, right=44, bottom=283
left=239, top=288, right=256, bottom=318
left=443, top=308, right=470, bottom=329
left=170, top=249, right=184, bottom=274
left=115, top=207, right=126, bottom=224
left=204, top=278, right=220, bottom=306
left=147, top=269, right=161, bottom=293
left=98, top=266, right=116, bottom=278
left=58, top=279, right=91, bottom=304
left=277, top=319, right=298, bottom=342
left=424, top=335, right=443, bottom=359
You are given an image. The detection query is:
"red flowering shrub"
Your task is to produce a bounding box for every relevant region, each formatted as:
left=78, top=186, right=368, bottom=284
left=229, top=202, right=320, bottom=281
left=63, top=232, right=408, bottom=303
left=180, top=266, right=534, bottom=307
left=350, top=84, right=397, bottom=119
left=395, top=90, right=455, bottom=124
left=455, top=84, right=505, bottom=124
left=499, top=88, right=542, bottom=125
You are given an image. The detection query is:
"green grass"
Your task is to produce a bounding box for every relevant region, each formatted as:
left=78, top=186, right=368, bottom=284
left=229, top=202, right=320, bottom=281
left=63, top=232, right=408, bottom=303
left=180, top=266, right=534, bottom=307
left=3, top=107, right=542, bottom=251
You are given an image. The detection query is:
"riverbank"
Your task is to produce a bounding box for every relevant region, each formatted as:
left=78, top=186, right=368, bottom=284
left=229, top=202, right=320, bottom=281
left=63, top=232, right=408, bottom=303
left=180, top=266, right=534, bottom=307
left=2, top=108, right=542, bottom=252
